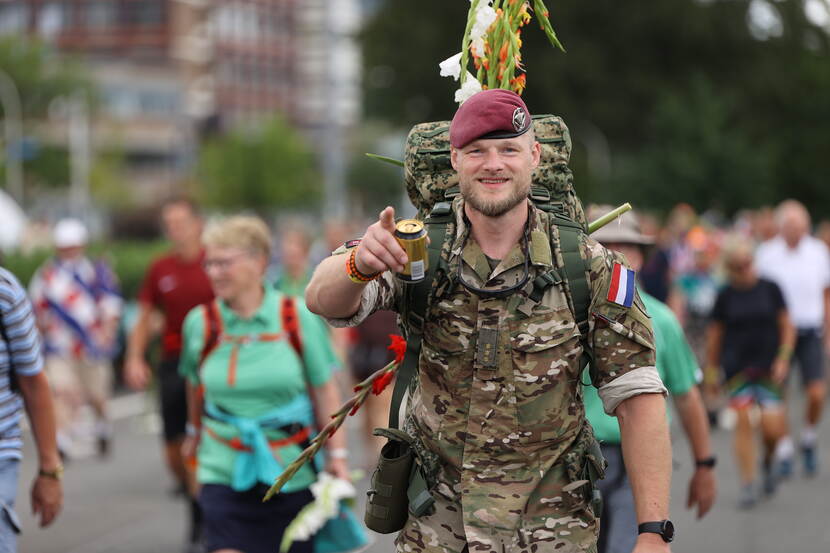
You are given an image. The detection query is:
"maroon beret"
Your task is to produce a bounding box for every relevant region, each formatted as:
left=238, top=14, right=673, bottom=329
left=449, top=89, right=532, bottom=149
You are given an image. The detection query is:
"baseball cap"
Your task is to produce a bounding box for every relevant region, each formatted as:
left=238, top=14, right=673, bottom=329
left=53, top=218, right=89, bottom=248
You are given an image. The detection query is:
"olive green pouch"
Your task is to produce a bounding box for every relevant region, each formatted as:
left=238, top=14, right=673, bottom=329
left=365, top=428, right=415, bottom=534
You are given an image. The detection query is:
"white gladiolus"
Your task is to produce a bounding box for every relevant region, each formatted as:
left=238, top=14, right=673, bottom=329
left=470, top=5, right=497, bottom=42
left=471, top=36, right=486, bottom=57
left=280, top=474, right=357, bottom=551
left=455, top=72, right=483, bottom=104
left=439, top=52, right=463, bottom=81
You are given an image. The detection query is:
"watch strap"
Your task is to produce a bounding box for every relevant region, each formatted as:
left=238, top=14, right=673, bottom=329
left=38, top=465, right=64, bottom=480
left=695, top=455, right=717, bottom=468
left=638, top=520, right=674, bottom=543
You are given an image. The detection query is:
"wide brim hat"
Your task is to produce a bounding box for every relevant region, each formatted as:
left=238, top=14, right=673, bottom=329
left=587, top=204, right=655, bottom=246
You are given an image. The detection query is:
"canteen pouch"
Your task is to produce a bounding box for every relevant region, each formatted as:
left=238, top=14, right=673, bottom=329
left=563, top=424, right=607, bottom=516
left=365, top=428, right=415, bottom=533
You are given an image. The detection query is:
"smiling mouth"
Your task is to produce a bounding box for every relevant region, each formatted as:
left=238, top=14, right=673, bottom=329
left=478, top=177, right=509, bottom=187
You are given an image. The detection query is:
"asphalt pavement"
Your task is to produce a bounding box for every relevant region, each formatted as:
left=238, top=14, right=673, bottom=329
left=14, top=383, right=830, bottom=553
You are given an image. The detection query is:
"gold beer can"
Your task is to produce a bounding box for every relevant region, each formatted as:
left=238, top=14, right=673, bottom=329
left=394, top=219, right=428, bottom=283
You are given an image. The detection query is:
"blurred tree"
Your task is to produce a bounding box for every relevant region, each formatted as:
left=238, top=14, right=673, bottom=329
left=0, top=35, right=93, bottom=119
left=197, top=117, right=321, bottom=211
left=361, top=0, right=830, bottom=216
left=0, top=35, right=97, bottom=198
left=346, top=123, right=405, bottom=215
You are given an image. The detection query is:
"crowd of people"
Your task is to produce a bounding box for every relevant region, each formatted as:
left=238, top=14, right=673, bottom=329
left=0, top=94, right=827, bottom=553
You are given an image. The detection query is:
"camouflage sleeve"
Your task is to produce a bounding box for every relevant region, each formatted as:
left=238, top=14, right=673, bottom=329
left=583, top=238, right=666, bottom=415
left=322, top=247, right=401, bottom=328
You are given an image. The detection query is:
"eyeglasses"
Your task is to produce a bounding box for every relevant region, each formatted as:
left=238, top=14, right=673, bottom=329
left=202, top=251, right=252, bottom=271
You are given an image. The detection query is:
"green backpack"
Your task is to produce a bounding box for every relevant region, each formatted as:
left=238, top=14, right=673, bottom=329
left=392, top=114, right=596, bottom=429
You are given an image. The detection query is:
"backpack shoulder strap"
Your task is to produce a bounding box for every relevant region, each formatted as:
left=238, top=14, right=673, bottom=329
left=390, top=200, right=455, bottom=429
left=280, top=295, right=304, bottom=359
left=198, top=300, right=223, bottom=369
left=531, top=215, right=597, bottom=383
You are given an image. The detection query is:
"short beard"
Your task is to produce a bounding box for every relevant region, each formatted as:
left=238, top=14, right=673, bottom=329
left=460, top=179, right=530, bottom=217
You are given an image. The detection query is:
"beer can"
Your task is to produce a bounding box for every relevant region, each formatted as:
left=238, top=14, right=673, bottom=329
left=394, top=219, right=428, bottom=283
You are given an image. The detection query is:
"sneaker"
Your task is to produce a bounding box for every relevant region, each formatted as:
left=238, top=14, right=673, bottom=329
left=738, top=483, right=757, bottom=510
left=777, top=457, right=794, bottom=480
left=802, top=444, right=819, bottom=477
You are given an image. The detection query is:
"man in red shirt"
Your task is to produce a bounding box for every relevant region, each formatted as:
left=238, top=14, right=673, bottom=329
left=125, top=198, right=214, bottom=549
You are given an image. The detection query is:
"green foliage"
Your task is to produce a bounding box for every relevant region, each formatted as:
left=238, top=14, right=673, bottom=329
left=361, top=0, right=830, bottom=216
left=0, top=35, right=94, bottom=119
left=3, top=240, right=168, bottom=299
left=197, top=117, right=321, bottom=212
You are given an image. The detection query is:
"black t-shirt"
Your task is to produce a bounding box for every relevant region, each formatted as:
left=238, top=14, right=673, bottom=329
left=711, top=278, right=786, bottom=381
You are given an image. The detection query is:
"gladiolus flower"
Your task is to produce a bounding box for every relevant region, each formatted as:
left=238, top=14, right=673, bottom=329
left=510, top=73, right=527, bottom=94
left=372, top=370, right=395, bottom=395
left=387, top=334, right=407, bottom=364
left=499, top=42, right=509, bottom=62
left=455, top=72, right=482, bottom=103
left=439, top=52, right=463, bottom=81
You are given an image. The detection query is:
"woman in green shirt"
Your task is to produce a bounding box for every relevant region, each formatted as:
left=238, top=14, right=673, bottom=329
left=180, top=216, right=348, bottom=553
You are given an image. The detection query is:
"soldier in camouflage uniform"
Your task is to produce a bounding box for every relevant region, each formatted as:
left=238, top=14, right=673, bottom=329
left=306, top=90, right=674, bottom=553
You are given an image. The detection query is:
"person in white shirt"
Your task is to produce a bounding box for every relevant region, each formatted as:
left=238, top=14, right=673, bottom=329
left=755, top=200, right=830, bottom=477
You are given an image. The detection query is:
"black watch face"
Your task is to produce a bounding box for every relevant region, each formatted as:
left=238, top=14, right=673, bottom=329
left=661, top=520, right=675, bottom=542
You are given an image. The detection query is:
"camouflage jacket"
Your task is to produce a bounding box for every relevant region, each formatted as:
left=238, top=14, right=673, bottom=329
left=327, top=198, right=664, bottom=544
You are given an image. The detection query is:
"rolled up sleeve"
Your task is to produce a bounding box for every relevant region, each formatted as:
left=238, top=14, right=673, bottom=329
left=323, top=271, right=400, bottom=328
left=598, top=366, right=667, bottom=415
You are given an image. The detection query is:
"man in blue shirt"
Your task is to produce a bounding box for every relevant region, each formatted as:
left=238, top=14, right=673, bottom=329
left=0, top=266, right=63, bottom=552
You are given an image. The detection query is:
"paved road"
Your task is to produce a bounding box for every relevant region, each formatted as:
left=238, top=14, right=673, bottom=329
left=14, top=386, right=830, bottom=553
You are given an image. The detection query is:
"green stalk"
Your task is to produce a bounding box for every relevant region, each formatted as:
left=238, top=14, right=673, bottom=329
left=365, top=152, right=404, bottom=167
left=587, top=203, right=633, bottom=234
left=459, top=0, right=480, bottom=86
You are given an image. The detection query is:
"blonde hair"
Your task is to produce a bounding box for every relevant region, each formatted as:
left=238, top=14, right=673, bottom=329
left=721, top=234, right=754, bottom=265
left=203, top=215, right=272, bottom=258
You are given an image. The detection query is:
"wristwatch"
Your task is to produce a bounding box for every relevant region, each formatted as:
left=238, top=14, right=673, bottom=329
left=638, top=520, right=674, bottom=543
left=38, top=464, right=64, bottom=481
left=696, top=455, right=717, bottom=468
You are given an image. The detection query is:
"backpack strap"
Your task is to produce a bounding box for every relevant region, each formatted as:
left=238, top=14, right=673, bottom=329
left=390, top=200, right=454, bottom=429
left=531, top=215, right=598, bottom=384
left=198, top=300, right=223, bottom=369
left=280, top=295, right=304, bottom=359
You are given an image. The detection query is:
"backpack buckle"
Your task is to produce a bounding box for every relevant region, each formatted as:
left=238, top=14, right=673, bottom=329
left=530, top=187, right=551, bottom=203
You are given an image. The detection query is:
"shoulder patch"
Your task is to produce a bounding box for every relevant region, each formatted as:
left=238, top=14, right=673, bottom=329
left=607, top=263, right=635, bottom=308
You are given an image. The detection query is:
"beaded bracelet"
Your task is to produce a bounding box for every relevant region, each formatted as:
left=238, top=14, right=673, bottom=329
left=346, top=247, right=380, bottom=283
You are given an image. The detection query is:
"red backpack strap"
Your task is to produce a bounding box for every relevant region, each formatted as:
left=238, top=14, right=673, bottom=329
left=198, top=300, right=223, bottom=369
left=280, top=295, right=304, bottom=359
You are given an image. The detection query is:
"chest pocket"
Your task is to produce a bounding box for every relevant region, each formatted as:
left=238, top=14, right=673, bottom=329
left=509, top=307, right=583, bottom=444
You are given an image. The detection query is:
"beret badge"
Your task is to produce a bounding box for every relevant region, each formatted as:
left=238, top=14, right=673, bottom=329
left=512, top=107, right=528, bottom=132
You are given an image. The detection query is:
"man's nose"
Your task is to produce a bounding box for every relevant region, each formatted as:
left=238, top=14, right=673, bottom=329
left=481, top=149, right=503, bottom=171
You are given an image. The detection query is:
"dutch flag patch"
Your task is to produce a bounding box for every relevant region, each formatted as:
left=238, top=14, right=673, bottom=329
left=607, top=263, right=635, bottom=308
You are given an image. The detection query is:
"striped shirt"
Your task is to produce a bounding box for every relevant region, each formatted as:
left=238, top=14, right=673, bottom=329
left=0, top=266, right=44, bottom=460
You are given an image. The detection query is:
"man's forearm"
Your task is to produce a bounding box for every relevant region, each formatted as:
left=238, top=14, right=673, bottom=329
left=617, top=393, right=672, bottom=523
left=673, top=387, right=712, bottom=462
left=19, top=373, right=61, bottom=470
left=126, top=305, right=153, bottom=359
left=305, top=255, right=368, bottom=318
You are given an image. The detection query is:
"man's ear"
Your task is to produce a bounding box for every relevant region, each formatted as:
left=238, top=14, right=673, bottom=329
left=531, top=140, right=542, bottom=168
left=450, top=147, right=459, bottom=171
